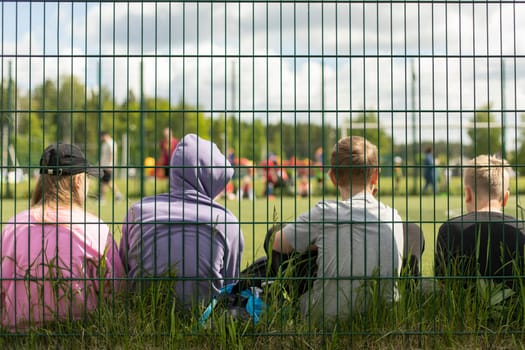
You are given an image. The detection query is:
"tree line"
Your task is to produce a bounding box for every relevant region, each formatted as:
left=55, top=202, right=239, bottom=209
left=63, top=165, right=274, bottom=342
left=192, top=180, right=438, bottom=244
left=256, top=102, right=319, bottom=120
left=1, top=75, right=524, bottom=173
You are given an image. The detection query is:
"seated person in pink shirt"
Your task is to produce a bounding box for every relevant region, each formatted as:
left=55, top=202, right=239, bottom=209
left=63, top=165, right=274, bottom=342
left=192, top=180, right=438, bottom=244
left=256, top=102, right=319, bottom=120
left=0, top=144, right=125, bottom=331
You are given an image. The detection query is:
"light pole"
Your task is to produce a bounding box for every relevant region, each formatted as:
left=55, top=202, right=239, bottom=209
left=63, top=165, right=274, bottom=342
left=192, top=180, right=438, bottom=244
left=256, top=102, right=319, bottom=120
left=140, top=60, right=145, bottom=197
left=5, top=61, right=13, bottom=198
left=501, top=59, right=506, bottom=160
left=411, top=60, right=418, bottom=194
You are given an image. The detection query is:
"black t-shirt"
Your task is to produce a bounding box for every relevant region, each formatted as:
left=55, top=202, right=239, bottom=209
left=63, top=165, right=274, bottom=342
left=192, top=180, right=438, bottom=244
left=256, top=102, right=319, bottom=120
left=435, top=211, right=525, bottom=285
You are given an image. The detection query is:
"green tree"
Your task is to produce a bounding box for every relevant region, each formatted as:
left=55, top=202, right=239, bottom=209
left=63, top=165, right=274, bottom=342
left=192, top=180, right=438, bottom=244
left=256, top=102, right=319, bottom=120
left=30, top=76, right=89, bottom=147
left=510, top=114, right=525, bottom=172
left=31, top=79, right=58, bottom=146
left=264, top=122, right=336, bottom=162
left=115, top=93, right=144, bottom=166
left=143, top=96, right=172, bottom=161
left=193, top=114, right=266, bottom=162
left=227, top=116, right=265, bottom=162
left=0, top=73, right=26, bottom=175
left=467, top=104, right=501, bottom=157
left=82, top=86, right=115, bottom=160
left=14, top=113, right=45, bottom=168
left=0, top=73, right=16, bottom=130
left=17, top=79, right=60, bottom=168
left=350, top=111, right=393, bottom=157
left=57, top=76, right=86, bottom=144
left=169, top=100, right=211, bottom=140
left=210, top=114, right=228, bottom=152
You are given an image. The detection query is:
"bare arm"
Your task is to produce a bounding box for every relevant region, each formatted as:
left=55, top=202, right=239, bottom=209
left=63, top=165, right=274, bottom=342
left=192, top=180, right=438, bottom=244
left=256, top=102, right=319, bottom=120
left=272, top=229, right=318, bottom=254
left=272, top=230, right=295, bottom=254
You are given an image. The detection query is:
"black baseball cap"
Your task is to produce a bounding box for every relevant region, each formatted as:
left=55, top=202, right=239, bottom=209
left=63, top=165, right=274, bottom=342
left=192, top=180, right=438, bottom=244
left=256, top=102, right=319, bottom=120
left=39, top=143, right=101, bottom=177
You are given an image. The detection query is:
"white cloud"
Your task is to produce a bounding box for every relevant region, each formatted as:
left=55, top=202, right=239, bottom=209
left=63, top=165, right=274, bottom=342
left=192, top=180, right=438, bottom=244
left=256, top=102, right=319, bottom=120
left=2, top=2, right=525, bottom=146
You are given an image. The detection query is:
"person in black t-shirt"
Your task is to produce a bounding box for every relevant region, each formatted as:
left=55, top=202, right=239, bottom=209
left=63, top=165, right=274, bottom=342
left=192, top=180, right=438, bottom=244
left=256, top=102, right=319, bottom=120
left=435, top=155, right=525, bottom=287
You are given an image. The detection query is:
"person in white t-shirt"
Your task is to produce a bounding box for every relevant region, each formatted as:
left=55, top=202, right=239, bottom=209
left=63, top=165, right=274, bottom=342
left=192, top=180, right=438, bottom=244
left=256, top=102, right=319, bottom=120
left=100, top=131, right=123, bottom=201
left=272, top=136, right=405, bottom=324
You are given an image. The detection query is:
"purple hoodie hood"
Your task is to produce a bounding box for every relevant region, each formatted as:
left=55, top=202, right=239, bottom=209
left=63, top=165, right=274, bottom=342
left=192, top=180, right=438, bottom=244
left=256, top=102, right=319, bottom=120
left=170, top=134, right=234, bottom=199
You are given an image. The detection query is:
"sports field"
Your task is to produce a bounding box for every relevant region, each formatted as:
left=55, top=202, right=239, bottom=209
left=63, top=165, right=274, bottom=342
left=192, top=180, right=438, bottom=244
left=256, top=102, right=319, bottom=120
left=3, top=190, right=525, bottom=348
left=3, top=192, right=524, bottom=276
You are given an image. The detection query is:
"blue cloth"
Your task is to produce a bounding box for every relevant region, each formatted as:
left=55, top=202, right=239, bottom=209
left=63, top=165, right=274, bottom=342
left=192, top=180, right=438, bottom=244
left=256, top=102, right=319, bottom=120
left=424, top=152, right=434, bottom=181
left=199, top=283, right=267, bottom=326
left=241, top=288, right=266, bottom=324
left=423, top=152, right=437, bottom=193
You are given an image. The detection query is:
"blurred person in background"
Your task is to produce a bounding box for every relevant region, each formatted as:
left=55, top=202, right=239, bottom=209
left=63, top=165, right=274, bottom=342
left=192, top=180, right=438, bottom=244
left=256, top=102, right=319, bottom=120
left=159, top=127, right=179, bottom=178
left=100, top=131, right=123, bottom=201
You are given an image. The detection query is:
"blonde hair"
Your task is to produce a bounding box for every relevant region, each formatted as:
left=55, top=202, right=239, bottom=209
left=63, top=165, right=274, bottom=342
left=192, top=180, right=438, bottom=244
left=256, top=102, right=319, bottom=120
left=330, top=136, right=378, bottom=186
left=31, top=173, right=84, bottom=208
left=463, top=155, right=510, bottom=201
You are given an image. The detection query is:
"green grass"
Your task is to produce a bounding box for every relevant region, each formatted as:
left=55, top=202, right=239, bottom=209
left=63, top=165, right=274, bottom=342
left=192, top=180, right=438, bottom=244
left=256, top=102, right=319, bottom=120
left=3, top=189, right=525, bottom=348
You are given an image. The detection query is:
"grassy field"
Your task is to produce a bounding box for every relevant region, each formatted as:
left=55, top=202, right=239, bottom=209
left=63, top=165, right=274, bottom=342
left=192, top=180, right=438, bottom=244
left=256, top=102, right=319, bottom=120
left=2, top=192, right=525, bottom=348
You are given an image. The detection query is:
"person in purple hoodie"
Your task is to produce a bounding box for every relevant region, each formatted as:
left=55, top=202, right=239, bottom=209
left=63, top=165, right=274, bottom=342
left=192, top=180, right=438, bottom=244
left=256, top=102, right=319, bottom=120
left=120, top=134, right=244, bottom=309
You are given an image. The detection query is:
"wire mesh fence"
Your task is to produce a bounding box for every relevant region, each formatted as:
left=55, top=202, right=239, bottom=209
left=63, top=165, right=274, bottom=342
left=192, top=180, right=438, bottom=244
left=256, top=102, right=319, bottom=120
left=1, top=1, right=525, bottom=348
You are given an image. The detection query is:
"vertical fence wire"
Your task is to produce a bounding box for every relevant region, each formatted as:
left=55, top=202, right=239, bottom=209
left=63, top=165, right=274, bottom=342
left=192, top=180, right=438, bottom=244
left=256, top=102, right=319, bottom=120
left=1, top=1, right=525, bottom=347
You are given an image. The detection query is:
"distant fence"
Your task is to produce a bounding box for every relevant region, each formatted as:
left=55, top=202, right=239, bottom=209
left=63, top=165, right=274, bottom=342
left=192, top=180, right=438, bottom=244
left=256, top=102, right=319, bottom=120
left=1, top=1, right=525, bottom=348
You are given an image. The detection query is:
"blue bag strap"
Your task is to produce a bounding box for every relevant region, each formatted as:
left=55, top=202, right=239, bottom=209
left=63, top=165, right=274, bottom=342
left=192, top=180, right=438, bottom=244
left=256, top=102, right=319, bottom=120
left=199, top=283, right=236, bottom=327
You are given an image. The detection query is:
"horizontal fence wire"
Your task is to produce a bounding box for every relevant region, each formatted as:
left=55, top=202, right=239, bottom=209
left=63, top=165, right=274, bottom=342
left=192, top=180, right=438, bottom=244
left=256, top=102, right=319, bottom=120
left=1, top=1, right=525, bottom=348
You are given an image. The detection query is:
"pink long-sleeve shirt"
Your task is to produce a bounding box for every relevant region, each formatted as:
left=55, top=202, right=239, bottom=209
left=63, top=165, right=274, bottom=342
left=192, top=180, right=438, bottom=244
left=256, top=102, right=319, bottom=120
left=0, top=208, right=125, bottom=331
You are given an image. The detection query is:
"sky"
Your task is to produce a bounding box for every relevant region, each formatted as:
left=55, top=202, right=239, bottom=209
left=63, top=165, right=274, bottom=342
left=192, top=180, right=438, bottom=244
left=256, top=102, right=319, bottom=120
left=2, top=2, right=525, bottom=147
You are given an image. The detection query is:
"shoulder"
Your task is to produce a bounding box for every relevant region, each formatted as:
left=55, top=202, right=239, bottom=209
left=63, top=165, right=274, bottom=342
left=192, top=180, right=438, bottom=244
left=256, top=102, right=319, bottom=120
left=439, top=214, right=465, bottom=228
left=9, top=209, right=32, bottom=223
left=129, top=195, right=158, bottom=208
left=208, top=200, right=240, bottom=227
left=312, top=197, right=401, bottom=218
left=281, top=201, right=328, bottom=229
left=446, top=211, right=518, bottom=225
left=129, top=194, right=167, bottom=210
left=75, top=209, right=105, bottom=224
left=125, top=195, right=166, bottom=222
left=70, top=208, right=110, bottom=237
left=377, top=199, right=402, bottom=218
left=299, top=200, right=340, bottom=219
left=493, top=213, right=525, bottom=234
left=438, top=213, right=475, bottom=236
left=444, top=211, right=477, bottom=223
left=315, top=199, right=341, bottom=211
left=1, top=210, right=31, bottom=235
left=499, top=212, right=522, bottom=223
left=211, top=201, right=240, bottom=226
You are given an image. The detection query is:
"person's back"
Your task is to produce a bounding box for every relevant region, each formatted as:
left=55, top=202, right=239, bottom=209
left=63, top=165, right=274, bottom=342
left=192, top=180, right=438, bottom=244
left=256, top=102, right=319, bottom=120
left=435, top=155, right=525, bottom=287
left=1, top=144, right=124, bottom=330
left=100, top=133, right=115, bottom=168
left=273, top=136, right=404, bottom=323
left=292, top=195, right=403, bottom=321
left=436, top=212, right=525, bottom=285
left=2, top=208, right=122, bottom=329
left=120, top=134, right=243, bottom=309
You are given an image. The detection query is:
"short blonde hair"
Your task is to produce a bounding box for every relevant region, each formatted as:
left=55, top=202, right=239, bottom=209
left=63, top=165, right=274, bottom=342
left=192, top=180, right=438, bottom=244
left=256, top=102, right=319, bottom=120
left=330, top=136, right=378, bottom=186
left=463, top=155, right=510, bottom=201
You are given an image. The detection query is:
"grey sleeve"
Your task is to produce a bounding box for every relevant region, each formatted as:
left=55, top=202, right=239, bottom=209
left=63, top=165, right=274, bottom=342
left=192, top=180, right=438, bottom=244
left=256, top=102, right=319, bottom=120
left=282, top=206, right=322, bottom=253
